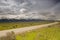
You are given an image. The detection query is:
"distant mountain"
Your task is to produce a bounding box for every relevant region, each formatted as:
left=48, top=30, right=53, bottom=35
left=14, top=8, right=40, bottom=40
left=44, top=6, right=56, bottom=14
left=0, top=19, right=57, bottom=22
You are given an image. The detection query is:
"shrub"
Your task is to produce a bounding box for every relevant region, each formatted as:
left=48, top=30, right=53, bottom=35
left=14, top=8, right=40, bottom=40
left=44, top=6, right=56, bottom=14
left=0, top=31, right=16, bottom=40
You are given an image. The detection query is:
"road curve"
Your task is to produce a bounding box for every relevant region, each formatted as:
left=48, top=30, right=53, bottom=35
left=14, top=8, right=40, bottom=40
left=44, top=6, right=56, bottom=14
left=0, top=22, right=59, bottom=37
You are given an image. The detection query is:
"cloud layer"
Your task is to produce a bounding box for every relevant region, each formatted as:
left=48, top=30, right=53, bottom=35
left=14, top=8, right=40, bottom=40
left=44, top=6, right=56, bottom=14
left=0, top=0, right=60, bottom=20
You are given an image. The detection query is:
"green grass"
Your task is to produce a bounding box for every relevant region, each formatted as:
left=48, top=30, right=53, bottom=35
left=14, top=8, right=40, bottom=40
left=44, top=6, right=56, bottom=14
left=0, top=21, right=51, bottom=30
left=16, top=23, right=60, bottom=40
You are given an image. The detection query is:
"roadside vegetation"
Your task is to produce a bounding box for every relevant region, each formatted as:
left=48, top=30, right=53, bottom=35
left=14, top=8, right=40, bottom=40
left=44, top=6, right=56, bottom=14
left=16, top=22, right=60, bottom=40
left=0, top=21, right=52, bottom=30
left=0, top=31, right=16, bottom=40
left=0, top=22, right=60, bottom=40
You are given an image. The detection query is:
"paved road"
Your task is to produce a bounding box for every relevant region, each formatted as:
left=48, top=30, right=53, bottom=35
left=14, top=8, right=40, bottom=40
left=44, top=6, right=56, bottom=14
left=0, top=22, right=59, bottom=37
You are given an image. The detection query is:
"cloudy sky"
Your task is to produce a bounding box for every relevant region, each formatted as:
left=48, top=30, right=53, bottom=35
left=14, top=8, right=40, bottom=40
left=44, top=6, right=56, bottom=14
left=0, top=0, right=60, bottom=20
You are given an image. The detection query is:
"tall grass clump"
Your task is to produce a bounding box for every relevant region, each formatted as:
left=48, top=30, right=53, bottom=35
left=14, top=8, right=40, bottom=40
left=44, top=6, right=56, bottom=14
left=0, top=31, right=16, bottom=40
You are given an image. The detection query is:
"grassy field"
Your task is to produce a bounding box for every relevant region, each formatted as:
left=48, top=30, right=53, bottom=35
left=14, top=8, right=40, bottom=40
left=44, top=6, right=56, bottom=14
left=16, top=22, right=60, bottom=40
left=0, top=21, right=52, bottom=30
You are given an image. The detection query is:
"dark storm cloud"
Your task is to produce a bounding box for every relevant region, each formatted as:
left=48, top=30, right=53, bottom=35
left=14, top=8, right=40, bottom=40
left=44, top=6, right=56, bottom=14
left=14, top=0, right=24, bottom=3
left=14, top=0, right=24, bottom=5
left=0, top=0, right=60, bottom=20
left=0, top=0, right=59, bottom=11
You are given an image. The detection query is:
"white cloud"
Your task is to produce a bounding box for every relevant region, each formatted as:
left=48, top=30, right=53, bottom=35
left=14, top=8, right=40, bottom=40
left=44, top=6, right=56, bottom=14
left=19, top=8, right=28, bottom=13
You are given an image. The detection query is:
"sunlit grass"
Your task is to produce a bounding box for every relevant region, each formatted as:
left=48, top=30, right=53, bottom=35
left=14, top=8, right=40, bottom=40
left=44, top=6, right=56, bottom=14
left=16, top=23, right=60, bottom=40
left=0, top=21, right=51, bottom=30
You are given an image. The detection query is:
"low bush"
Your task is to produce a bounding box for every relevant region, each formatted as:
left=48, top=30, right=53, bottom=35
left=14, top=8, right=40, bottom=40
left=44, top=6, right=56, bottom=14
left=0, top=31, right=16, bottom=40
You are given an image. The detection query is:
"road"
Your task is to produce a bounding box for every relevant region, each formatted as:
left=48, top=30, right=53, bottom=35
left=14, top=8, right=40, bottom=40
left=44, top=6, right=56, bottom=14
left=0, top=22, right=59, bottom=37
